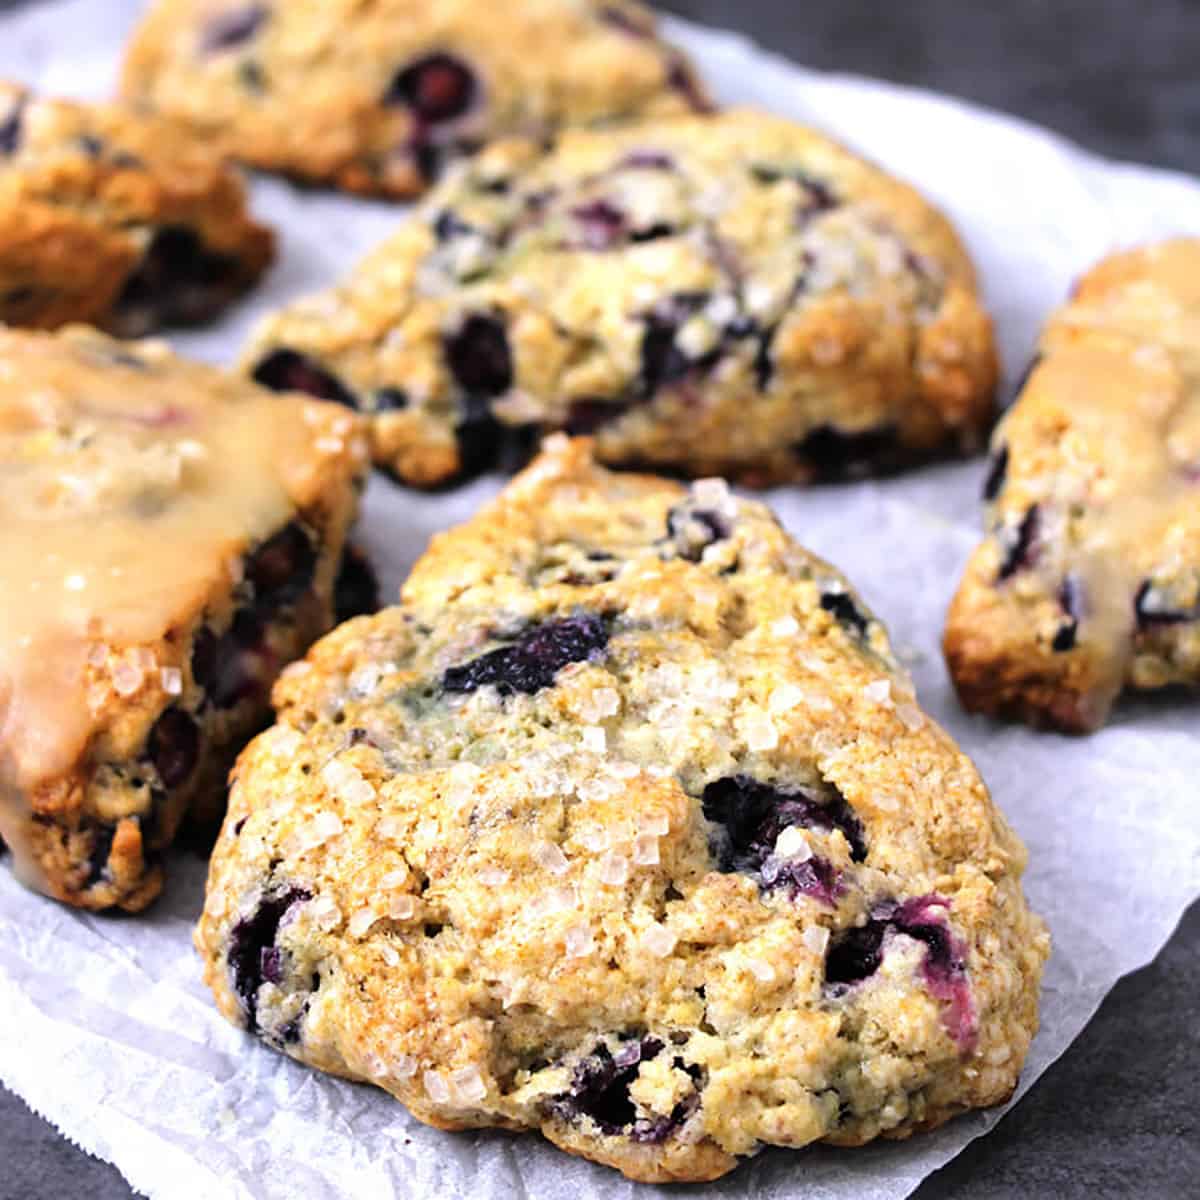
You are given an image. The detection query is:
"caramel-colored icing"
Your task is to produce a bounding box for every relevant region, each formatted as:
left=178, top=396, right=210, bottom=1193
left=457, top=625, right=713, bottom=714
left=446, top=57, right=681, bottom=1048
left=0, top=326, right=366, bottom=884
left=945, top=237, right=1200, bottom=730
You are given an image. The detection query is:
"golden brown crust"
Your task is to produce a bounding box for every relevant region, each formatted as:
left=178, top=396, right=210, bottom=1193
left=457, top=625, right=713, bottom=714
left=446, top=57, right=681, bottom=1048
left=120, top=0, right=707, bottom=198
left=242, top=109, right=997, bottom=487
left=944, top=238, right=1200, bottom=732
left=0, top=81, right=273, bottom=334
left=197, top=438, right=1045, bottom=1181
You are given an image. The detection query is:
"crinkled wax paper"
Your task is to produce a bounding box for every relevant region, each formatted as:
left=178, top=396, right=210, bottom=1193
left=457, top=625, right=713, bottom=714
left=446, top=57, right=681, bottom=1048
left=1, top=3, right=1198, bottom=1198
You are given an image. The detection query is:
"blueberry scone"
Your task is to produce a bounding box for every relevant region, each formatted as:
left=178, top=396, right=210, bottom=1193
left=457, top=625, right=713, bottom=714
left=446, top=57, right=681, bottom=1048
left=119, top=0, right=708, bottom=199
left=197, top=438, right=1046, bottom=1182
left=243, top=109, right=998, bottom=488
left=944, top=238, right=1200, bottom=732
left=0, top=82, right=273, bottom=336
left=0, top=326, right=369, bottom=912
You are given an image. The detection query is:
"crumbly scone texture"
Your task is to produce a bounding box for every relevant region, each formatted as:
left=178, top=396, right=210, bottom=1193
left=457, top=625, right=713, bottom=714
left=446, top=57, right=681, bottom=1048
left=197, top=438, right=1046, bottom=1182
left=242, top=109, right=997, bottom=488
left=0, top=81, right=273, bottom=336
left=120, top=0, right=708, bottom=198
left=0, top=326, right=368, bottom=912
left=944, top=237, right=1200, bottom=733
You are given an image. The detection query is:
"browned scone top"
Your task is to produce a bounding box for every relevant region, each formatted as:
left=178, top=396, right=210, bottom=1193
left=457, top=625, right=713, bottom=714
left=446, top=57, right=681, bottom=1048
left=944, top=237, right=1200, bottom=732
left=0, top=327, right=368, bottom=911
left=196, top=437, right=1046, bottom=1182
left=119, top=0, right=709, bottom=198
left=243, top=108, right=997, bottom=487
left=0, top=81, right=273, bottom=335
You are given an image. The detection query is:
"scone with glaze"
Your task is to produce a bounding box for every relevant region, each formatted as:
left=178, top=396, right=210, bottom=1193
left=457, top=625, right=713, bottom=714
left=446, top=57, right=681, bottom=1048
left=944, top=238, right=1200, bottom=732
left=120, top=0, right=708, bottom=198
left=0, top=82, right=273, bottom=335
left=0, top=326, right=369, bottom=912
left=244, top=109, right=997, bottom=487
left=197, top=438, right=1046, bottom=1182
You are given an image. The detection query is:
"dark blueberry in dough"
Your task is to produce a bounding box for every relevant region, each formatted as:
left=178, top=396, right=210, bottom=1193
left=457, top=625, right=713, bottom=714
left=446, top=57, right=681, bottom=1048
left=386, top=53, right=477, bottom=123
left=334, top=546, right=380, bottom=624
left=115, top=226, right=243, bottom=333
left=1134, top=580, right=1196, bottom=626
left=259, top=946, right=284, bottom=985
left=820, top=590, right=871, bottom=640
left=564, top=398, right=632, bottom=435
left=824, top=917, right=887, bottom=985
left=0, top=98, right=24, bottom=154
left=792, top=424, right=898, bottom=479
left=444, top=314, right=513, bottom=397
left=228, top=887, right=311, bottom=1030
left=373, top=387, right=410, bottom=412
left=246, top=522, right=316, bottom=607
left=983, top=444, right=1009, bottom=502
left=702, top=775, right=866, bottom=871
left=191, top=626, right=219, bottom=692
left=84, top=823, right=117, bottom=887
left=666, top=55, right=713, bottom=112
left=454, top=393, right=538, bottom=481
left=251, top=349, right=358, bottom=409
left=206, top=612, right=266, bottom=709
left=639, top=293, right=712, bottom=397
left=570, top=199, right=627, bottom=249
left=666, top=502, right=730, bottom=562
left=752, top=325, right=776, bottom=392
left=442, top=613, right=610, bottom=696
left=750, top=164, right=837, bottom=214
left=1052, top=575, right=1084, bottom=652
left=628, top=222, right=676, bottom=243
left=433, top=209, right=474, bottom=242
left=200, top=5, right=267, bottom=53
left=77, top=133, right=104, bottom=158
left=552, top=1037, right=664, bottom=1133
left=147, top=707, right=200, bottom=789
left=825, top=896, right=966, bottom=991
left=996, top=506, right=1040, bottom=581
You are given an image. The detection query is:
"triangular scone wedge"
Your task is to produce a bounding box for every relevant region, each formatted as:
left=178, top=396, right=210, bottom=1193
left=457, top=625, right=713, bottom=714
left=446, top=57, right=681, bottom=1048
left=197, top=437, right=1046, bottom=1183
left=945, top=238, right=1200, bottom=732
left=121, top=0, right=708, bottom=198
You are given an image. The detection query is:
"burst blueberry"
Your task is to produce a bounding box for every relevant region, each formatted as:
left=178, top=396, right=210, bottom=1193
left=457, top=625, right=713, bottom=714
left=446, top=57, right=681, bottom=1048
left=228, top=887, right=311, bottom=1031
left=146, top=707, right=200, bottom=789
left=386, top=53, right=477, bottom=122
left=246, top=521, right=316, bottom=606
left=252, top=349, right=358, bottom=409
left=793, top=424, right=898, bottom=479
left=996, top=506, right=1040, bottom=581
left=442, top=614, right=610, bottom=696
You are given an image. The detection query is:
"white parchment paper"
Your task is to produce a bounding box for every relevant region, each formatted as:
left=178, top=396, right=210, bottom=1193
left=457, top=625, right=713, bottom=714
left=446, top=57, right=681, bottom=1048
left=2, top=3, right=1199, bottom=1198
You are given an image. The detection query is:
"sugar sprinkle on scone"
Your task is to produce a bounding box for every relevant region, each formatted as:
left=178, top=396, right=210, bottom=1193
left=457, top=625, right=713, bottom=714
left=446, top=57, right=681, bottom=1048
left=243, top=109, right=997, bottom=487
left=944, top=237, right=1200, bottom=732
left=197, top=438, right=1046, bottom=1182
left=0, top=81, right=273, bottom=336
left=120, top=0, right=709, bottom=198
left=0, top=327, right=369, bottom=912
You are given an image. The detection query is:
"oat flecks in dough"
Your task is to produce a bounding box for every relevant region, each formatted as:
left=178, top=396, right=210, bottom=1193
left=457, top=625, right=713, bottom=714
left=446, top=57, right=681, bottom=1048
left=242, top=109, right=997, bottom=488
left=120, top=0, right=708, bottom=198
left=197, top=438, right=1046, bottom=1184
left=944, top=237, right=1200, bottom=732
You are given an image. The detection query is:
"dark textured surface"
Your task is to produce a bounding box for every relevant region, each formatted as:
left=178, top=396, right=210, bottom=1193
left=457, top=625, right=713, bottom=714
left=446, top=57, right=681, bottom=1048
left=2, top=1, right=1199, bottom=1197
